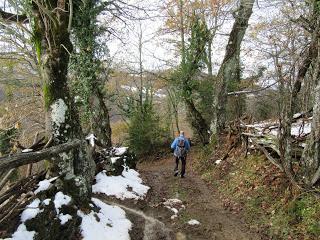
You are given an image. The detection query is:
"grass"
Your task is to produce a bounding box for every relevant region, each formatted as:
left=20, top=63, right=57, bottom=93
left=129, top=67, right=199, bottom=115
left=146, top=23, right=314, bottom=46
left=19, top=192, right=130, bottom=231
left=169, top=179, right=188, bottom=201
left=193, top=147, right=320, bottom=240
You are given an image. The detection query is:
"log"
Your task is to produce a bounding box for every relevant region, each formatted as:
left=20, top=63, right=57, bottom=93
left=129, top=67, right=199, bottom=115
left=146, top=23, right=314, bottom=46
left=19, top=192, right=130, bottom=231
left=0, top=169, right=15, bottom=191
left=252, top=140, right=283, bottom=171
left=0, top=139, right=83, bottom=172
left=0, top=171, right=45, bottom=206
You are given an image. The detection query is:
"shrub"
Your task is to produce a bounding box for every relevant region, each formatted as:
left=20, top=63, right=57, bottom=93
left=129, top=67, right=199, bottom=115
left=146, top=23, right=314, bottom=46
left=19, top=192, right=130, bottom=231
left=128, top=101, right=169, bottom=156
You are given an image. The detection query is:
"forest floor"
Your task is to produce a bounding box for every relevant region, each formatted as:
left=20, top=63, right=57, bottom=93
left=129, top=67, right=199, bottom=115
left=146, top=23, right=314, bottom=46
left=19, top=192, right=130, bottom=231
left=133, top=150, right=261, bottom=240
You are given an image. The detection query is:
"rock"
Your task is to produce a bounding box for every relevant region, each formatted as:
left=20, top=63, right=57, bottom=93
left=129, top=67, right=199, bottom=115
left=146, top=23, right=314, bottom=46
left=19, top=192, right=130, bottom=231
left=95, top=147, right=137, bottom=176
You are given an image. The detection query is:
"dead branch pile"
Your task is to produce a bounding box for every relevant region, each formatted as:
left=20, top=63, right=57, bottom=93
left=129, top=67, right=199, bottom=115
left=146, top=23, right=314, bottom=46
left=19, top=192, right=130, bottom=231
left=240, top=112, right=313, bottom=170
left=0, top=171, right=46, bottom=236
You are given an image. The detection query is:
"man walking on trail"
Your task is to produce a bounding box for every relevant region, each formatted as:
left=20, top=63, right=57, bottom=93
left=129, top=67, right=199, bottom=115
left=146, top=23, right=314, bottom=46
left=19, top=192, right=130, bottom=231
left=171, top=131, right=190, bottom=178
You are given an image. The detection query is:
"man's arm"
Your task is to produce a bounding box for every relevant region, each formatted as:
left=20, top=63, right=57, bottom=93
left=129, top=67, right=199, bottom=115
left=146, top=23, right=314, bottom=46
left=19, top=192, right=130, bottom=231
left=171, top=138, right=177, bottom=149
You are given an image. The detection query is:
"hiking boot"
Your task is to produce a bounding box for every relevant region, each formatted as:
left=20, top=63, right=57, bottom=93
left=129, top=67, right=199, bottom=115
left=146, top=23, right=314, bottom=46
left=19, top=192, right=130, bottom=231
left=174, top=171, right=179, bottom=177
left=180, top=175, right=185, bottom=178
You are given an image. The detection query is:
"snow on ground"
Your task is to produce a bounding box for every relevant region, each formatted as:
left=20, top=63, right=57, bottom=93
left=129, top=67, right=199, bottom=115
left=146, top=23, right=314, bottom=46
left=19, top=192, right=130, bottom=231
left=215, top=159, right=222, bottom=165
left=111, top=157, right=121, bottom=164
left=34, top=177, right=58, bottom=194
left=58, top=213, right=72, bottom=225
left=291, top=121, right=312, bottom=136
left=10, top=224, right=35, bottom=240
left=78, top=198, right=132, bottom=240
left=8, top=199, right=42, bottom=240
left=21, top=149, right=33, bottom=153
left=163, top=198, right=185, bottom=220
left=7, top=193, right=75, bottom=240
left=120, top=85, right=138, bottom=92
left=54, top=191, right=71, bottom=214
left=188, top=219, right=200, bottom=225
left=92, top=167, right=150, bottom=200
left=43, top=199, right=51, bottom=205
left=246, top=119, right=312, bottom=137
left=20, top=199, right=42, bottom=222
left=113, top=147, right=128, bottom=156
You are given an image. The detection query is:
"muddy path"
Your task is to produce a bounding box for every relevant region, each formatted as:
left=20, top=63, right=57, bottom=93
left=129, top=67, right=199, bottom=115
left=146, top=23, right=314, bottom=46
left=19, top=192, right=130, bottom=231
left=137, top=151, right=261, bottom=240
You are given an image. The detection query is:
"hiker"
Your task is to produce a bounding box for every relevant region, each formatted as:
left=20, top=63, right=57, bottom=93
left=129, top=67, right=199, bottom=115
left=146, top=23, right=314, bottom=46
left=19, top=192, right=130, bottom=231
left=171, top=131, right=190, bottom=178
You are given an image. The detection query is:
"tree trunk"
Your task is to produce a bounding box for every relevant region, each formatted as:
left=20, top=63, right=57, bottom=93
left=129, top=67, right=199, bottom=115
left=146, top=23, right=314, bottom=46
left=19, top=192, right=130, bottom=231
left=277, top=0, right=319, bottom=186
left=302, top=35, right=320, bottom=186
left=278, top=64, right=297, bottom=185
left=211, top=0, right=255, bottom=138
left=185, top=99, right=210, bottom=144
left=90, top=89, right=112, bottom=148
left=72, top=0, right=112, bottom=148
left=304, top=83, right=320, bottom=185
left=35, top=1, right=95, bottom=202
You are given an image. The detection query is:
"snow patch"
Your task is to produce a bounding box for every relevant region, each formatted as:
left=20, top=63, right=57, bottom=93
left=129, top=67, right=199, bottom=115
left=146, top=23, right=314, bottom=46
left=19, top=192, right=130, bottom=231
left=111, top=157, right=121, bottom=164
left=58, top=213, right=72, bottom=225
left=78, top=198, right=132, bottom=240
left=43, top=199, right=51, bottom=206
left=34, top=177, right=58, bottom=194
left=9, top=199, right=42, bottom=240
left=188, top=219, right=200, bottom=225
left=215, top=159, right=222, bottom=165
left=291, top=122, right=312, bottom=136
left=86, top=134, right=97, bottom=147
left=293, top=113, right=302, bottom=118
left=22, top=149, right=33, bottom=153
left=54, top=192, right=71, bottom=214
left=246, top=118, right=312, bottom=137
left=92, top=167, right=150, bottom=200
left=121, top=85, right=138, bottom=92
left=21, top=199, right=41, bottom=222
left=10, top=224, right=36, bottom=240
left=114, top=147, right=128, bottom=156
left=163, top=198, right=185, bottom=220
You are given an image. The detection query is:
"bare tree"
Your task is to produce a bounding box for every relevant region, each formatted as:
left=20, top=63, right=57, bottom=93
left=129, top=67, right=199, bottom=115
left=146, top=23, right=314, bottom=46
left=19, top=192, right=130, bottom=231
left=211, top=0, right=255, bottom=138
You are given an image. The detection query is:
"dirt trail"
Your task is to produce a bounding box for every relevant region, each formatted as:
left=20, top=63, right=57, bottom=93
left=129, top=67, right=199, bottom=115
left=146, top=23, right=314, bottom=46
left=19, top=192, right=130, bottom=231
left=138, top=152, right=261, bottom=240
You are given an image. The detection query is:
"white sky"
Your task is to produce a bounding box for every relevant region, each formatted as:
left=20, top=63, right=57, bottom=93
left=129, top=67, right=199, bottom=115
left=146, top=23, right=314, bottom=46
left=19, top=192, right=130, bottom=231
left=103, top=0, right=284, bottom=82
left=0, top=0, right=299, bottom=85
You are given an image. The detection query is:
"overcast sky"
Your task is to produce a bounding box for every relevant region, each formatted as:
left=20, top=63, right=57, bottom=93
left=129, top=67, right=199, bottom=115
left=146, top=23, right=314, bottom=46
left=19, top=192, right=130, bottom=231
left=0, top=0, right=287, bottom=84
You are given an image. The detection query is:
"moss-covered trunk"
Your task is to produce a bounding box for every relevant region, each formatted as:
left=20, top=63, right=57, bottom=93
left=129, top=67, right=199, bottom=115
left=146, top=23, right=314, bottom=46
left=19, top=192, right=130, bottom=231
left=211, top=0, right=254, bottom=137
left=280, top=0, right=319, bottom=186
left=303, top=84, right=320, bottom=185
left=89, top=89, right=112, bottom=147
left=185, top=99, right=210, bottom=144
left=34, top=1, right=95, bottom=202
left=71, top=0, right=112, bottom=148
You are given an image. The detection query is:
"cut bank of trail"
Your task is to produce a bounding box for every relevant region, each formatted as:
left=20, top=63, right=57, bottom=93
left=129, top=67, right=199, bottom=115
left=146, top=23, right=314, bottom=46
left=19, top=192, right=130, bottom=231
left=138, top=151, right=261, bottom=240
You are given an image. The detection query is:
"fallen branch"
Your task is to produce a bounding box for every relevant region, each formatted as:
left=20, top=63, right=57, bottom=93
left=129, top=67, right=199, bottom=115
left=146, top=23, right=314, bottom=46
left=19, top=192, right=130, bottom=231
left=0, top=169, right=15, bottom=191
left=227, top=81, right=278, bottom=96
left=0, top=139, right=83, bottom=172
left=251, top=139, right=283, bottom=171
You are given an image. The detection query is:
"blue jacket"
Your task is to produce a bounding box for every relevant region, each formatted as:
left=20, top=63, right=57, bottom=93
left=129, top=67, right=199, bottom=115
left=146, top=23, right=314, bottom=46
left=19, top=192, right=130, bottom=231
left=171, top=136, right=190, bottom=156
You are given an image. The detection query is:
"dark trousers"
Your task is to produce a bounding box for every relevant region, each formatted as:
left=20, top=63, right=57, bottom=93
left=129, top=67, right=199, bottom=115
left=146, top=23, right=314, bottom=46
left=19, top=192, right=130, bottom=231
left=174, top=156, right=186, bottom=176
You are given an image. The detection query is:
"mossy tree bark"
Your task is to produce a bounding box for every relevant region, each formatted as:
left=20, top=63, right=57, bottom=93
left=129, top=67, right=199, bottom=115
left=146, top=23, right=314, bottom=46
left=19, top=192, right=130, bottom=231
left=179, top=14, right=211, bottom=144
left=33, top=1, right=95, bottom=202
left=71, top=0, right=112, bottom=148
left=277, top=0, right=319, bottom=187
left=210, top=0, right=254, bottom=138
left=302, top=1, right=320, bottom=185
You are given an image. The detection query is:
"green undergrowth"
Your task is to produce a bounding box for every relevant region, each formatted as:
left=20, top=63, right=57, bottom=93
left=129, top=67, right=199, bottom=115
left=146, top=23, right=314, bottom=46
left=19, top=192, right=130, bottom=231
left=194, top=147, right=320, bottom=240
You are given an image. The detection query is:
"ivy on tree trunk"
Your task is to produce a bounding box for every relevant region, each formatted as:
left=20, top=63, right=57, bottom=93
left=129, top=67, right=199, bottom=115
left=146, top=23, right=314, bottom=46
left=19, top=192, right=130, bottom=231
left=211, top=0, right=255, bottom=138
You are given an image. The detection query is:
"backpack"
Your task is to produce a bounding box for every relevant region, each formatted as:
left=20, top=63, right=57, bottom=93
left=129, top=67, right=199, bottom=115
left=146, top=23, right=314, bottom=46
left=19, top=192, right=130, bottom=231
left=176, top=138, right=187, bottom=158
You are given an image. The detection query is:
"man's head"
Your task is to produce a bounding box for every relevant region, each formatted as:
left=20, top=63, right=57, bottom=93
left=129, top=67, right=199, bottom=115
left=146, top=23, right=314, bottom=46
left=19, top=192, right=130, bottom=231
left=179, top=131, right=184, bottom=136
